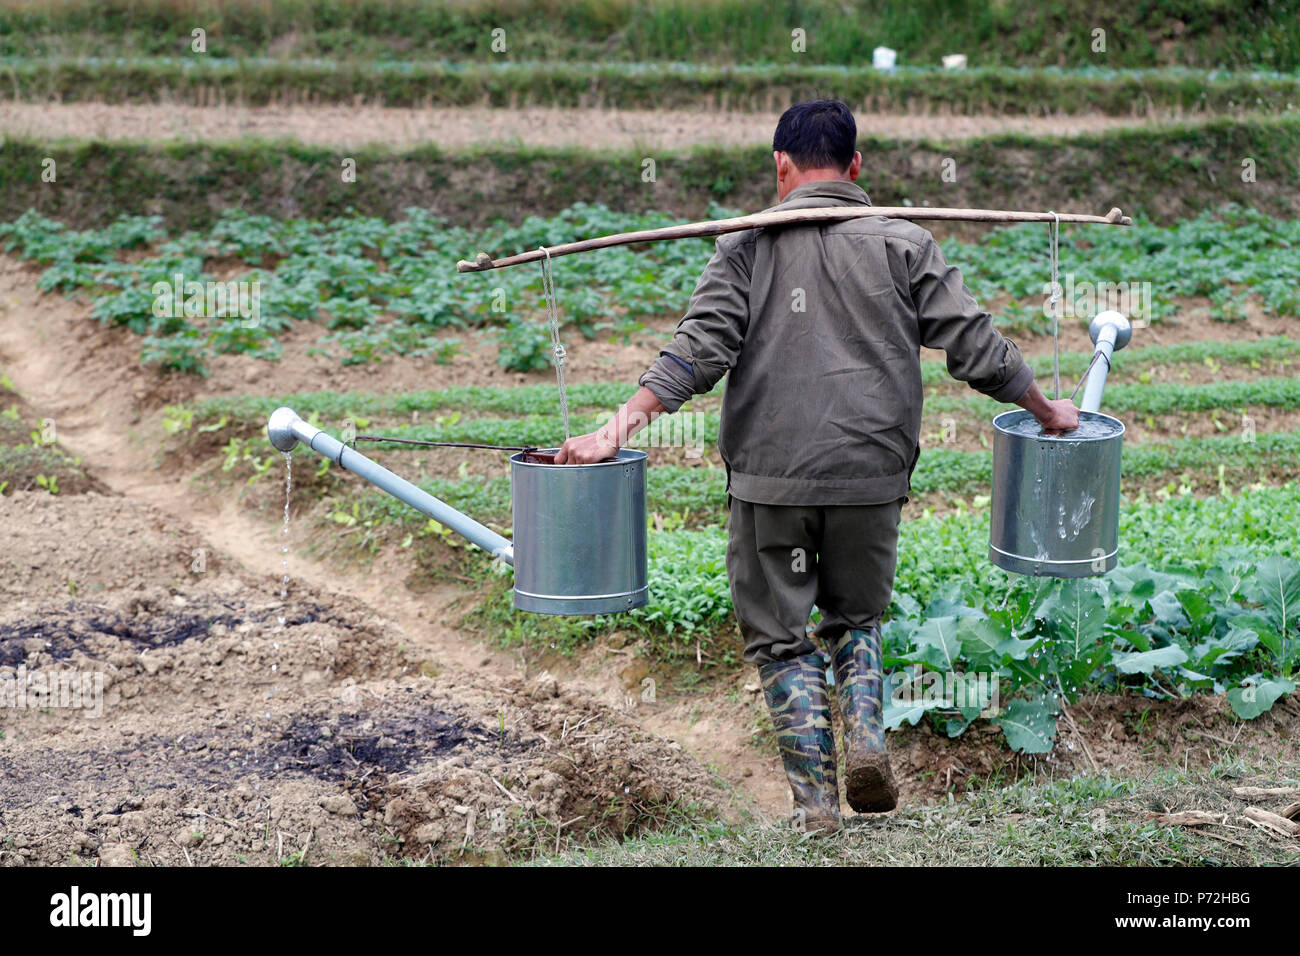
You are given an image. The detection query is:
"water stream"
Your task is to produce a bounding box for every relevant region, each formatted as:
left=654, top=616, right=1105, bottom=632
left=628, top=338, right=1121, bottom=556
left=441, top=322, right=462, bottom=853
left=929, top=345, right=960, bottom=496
left=277, top=451, right=292, bottom=628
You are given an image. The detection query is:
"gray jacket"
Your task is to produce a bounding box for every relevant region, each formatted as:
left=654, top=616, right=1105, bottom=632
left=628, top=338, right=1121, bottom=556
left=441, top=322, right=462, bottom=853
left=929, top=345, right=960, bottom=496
left=639, top=180, right=1034, bottom=506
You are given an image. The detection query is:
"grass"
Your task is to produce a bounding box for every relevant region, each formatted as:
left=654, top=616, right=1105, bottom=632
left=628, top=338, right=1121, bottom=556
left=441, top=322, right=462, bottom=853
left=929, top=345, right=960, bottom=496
left=7, top=56, right=1300, bottom=114
left=4, top=116, right=1300, bottom=232
left=0, top=390, right=98, bottom=496
left=533, top=761, right=1300, bottom=866
left=4, top=0, right=1298, bottom=70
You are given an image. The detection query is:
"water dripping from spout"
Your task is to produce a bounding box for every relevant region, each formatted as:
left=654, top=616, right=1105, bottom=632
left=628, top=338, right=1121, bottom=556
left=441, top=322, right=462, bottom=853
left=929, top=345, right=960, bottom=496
left=278, top=451, right=292, bottom=628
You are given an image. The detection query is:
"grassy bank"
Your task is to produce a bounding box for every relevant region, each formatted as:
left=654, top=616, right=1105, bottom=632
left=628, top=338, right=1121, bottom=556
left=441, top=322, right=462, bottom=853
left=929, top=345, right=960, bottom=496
left=4, top=116, right=1299, bottom=231
left=3, top=0, right=1298, bottom=70
left=7, top=57, right=1300, bottom=115
left=536, top=763, right=1300, bottom=865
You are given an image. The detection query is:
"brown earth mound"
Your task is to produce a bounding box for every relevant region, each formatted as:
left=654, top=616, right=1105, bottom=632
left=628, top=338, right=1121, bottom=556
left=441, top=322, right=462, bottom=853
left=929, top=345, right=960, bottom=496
left=0, top=493, right=726, bottom=867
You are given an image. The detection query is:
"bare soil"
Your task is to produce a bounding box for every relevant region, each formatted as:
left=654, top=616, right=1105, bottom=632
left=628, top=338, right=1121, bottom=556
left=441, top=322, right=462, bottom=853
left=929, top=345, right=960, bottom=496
left=0, top=102, right=1193, bottom=150
left=0, top=491, right=729, bottom=866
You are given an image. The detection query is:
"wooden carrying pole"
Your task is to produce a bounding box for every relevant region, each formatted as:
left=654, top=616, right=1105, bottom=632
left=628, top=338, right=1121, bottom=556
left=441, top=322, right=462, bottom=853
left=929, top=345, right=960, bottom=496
left=456, top=205, right=1132, bottom=273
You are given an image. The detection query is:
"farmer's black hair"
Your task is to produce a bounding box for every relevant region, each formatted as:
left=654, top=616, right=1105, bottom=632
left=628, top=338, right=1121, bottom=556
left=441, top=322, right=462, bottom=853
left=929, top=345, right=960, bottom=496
left=772, top=100, right=857, bottom=171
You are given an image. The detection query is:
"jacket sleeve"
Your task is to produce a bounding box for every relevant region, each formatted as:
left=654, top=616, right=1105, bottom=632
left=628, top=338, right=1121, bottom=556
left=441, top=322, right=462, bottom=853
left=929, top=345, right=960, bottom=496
left=910, top=236, right=1034, bottom=403
left=638, top=239, right=750, bottom=413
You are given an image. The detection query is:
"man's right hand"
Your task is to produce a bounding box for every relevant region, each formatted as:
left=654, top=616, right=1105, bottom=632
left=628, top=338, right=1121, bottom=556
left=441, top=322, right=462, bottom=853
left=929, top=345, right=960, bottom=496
left=1034, top=398, right=1081, bottom=435
left=1014, top=382, right=1081, bottom=435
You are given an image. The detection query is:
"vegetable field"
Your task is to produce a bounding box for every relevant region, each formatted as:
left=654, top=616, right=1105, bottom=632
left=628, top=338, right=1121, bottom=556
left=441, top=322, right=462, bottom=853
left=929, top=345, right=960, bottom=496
left=0, top=0, right=1296, bottom=871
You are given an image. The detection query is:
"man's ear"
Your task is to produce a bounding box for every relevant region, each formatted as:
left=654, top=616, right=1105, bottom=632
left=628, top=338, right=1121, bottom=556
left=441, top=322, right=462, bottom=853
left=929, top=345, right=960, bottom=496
left=847, top=151, right=862, bottom=181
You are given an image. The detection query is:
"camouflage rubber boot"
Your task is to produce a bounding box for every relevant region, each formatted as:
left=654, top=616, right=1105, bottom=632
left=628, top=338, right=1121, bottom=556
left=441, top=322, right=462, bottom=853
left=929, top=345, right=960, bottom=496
left=758, top=652, right=842, bottom=835
left=829, top=627, right=899, bottom=813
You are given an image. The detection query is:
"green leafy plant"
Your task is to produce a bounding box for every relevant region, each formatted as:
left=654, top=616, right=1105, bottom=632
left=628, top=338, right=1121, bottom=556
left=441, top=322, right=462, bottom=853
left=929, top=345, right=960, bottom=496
left=494, top=320, right=553, bottom=373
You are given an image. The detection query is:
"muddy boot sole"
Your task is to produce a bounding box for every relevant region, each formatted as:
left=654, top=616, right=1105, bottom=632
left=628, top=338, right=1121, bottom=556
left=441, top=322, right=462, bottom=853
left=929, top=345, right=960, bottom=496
left=844, top=752, right=899, bottom=814
left=800, top=813, right=843, bottom=836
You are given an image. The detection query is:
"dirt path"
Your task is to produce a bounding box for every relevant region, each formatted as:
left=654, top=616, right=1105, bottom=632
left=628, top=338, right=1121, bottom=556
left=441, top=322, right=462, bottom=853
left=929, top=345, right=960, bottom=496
left=0, top=101, right=1198, bottom=149
left=0, top=254, right=790, bottom=832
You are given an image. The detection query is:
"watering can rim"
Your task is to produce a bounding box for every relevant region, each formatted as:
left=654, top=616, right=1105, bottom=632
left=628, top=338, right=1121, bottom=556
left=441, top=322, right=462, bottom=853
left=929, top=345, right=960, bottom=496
left=991, top=408, right=1125, bottom=442
left=509, top=448, right=648, bottom=467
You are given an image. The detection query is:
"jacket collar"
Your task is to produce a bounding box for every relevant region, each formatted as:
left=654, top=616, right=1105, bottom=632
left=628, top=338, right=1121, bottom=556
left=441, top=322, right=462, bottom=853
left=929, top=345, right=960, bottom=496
left=772, top=179, right=872, bottom=211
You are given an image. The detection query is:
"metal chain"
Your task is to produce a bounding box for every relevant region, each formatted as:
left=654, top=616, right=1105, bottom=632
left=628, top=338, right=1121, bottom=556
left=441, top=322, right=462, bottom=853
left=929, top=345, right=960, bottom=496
left=539, top=246, right=571, bottom=441
left=1048, top=211, right=1061, bottom=400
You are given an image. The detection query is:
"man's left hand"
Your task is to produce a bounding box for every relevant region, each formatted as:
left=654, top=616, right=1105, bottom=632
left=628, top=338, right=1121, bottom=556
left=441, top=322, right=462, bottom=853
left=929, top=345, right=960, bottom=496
left=554, top=430, right=619, bottom=464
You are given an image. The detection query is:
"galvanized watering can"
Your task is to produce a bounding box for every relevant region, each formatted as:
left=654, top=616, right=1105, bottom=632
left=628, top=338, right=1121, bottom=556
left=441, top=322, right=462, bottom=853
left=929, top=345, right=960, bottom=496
left=989, top=311, right=1132, bottom=577
left=266, top=408, right=648, bottom=615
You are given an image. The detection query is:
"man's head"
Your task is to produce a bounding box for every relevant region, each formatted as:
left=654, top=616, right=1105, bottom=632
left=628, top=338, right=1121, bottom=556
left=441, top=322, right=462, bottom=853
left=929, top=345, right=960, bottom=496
left=771, top=99, right=862, bottom=200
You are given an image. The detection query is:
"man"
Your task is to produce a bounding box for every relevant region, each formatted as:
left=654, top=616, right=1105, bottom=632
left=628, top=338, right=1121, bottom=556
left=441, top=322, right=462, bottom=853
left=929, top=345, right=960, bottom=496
left=555, top=100, right=1078, bottom=834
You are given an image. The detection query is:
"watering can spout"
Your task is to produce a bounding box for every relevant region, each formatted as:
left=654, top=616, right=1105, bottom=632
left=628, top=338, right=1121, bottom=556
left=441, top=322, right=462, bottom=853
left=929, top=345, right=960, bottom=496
left=266, top=408, right=649, bottom=615
left=265, top=407, right=514, bottom=566
left=1079, top=311, right=1132, bottom=413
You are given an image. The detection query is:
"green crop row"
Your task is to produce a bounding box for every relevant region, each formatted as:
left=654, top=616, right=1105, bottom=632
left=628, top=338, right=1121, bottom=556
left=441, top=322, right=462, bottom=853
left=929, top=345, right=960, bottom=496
left=0, top=203, right=723, bottom=375
left=1008, top=336, right=1300, bottom=389
left=235, top=423, right=1300, bottom=566
left=915, top=431, right=1300, bottom=495
left=191, top=376, right=1300, bottom=455
left=351, top=462, right=729, bottom=533
left=173, top=335, right=1299, bottom=426
left=276, top=427, right=1288, bottom=555
left=943, top=202, right=1300, bottom=328
left=4, top=0, right=1298, bottom=70
left=7, top=56, right=1300, bottom=115
left=877, top=551, right=1300, bottom=750
left=186, top=382, right=647, bottom=423
left=925, top=336, right=1299, bottom=389
left=5, top=202, right=1300, bottom=377
left=1090, top=378, right=1300, bottom=416
left=930, top=376, right=1300, bottom=419
left=325, top=429, right=1298, bottom=523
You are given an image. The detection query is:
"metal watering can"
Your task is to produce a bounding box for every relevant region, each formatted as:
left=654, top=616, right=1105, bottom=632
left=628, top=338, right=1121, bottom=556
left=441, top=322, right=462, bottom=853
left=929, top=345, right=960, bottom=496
left=989, top=311, right=1132, bottom=577
left=266, top=408, right=649, bottom=615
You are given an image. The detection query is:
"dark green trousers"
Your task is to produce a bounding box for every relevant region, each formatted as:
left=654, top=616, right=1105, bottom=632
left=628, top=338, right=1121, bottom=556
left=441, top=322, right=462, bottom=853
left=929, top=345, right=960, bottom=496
left=726, top=496, right=904, bottom=665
